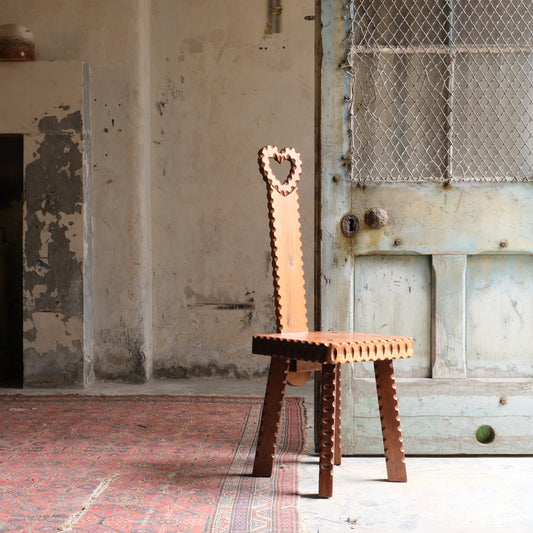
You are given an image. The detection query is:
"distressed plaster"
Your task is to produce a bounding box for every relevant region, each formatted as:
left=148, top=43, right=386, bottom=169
left=0, top=61, right=92, bottom=387
left=2, top=1, right=153, bottom=385
left=2, top=0, right=314, bottom=384
left=150, top=0, right=315, bottom=378
left=23, top=111, right=85, bottom=387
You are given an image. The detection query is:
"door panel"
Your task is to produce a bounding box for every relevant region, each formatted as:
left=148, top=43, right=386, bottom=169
left=348, top=377, right=533, bottom=453
left=349, top=182, right=533, bottom=255
left=466, top=255, right=533, bottom=377
left=319, top=0, right=533, bottom=454
left=353, top=255, right=431, bottom=378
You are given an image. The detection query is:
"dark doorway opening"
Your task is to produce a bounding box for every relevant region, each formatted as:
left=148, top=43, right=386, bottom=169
left=0, top=134, right=23, bottom=387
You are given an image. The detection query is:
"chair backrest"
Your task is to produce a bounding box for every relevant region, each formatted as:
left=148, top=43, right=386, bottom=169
left=258, top=146, right=308, bottom=334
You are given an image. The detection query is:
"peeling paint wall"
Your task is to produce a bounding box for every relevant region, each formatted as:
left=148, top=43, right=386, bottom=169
left=24, top=110, right=85, bottom=386
left=0, top=61, right=92, bottom=387
left=1, top=0, right=314, bottom=385
left=3, top=1, right=153, bottom=385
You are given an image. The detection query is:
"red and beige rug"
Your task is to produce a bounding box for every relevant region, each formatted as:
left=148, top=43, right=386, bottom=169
left=0, top=395, right=305, bottom=532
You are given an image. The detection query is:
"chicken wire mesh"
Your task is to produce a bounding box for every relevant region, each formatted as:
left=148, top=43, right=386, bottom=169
left=343, top=0, right=533, bottom=183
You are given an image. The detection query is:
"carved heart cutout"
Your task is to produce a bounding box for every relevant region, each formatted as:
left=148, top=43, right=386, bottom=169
left=258, top=145, right=302, bottom=196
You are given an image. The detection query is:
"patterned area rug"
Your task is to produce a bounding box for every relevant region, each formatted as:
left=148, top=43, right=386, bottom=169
left=0, top=395, right=305, bottom=532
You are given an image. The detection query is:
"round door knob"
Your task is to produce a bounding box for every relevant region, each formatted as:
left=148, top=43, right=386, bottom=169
left=364, top=207, right=389, bottom=230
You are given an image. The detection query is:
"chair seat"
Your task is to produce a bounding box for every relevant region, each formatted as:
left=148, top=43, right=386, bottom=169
left=253, top=331, right=413, bottom=364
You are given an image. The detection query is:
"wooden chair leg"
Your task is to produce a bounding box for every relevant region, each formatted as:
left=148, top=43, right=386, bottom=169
left=374, top=359, right=407, bottom=482
left=253, top=355, right=290, bottom=477
left=319, top=363, right=337, bottom=497
left=334, top=363, right=342, bottom=466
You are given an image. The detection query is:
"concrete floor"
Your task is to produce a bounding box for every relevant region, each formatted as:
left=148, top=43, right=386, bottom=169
left=2, top=378, right=532, bottom=533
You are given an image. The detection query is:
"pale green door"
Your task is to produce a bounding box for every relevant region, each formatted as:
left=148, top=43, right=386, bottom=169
left=319, top=0, right=533, bottom=453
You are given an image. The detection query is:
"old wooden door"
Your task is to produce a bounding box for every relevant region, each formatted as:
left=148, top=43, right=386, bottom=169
left=319, top=0, right=533, bottom=453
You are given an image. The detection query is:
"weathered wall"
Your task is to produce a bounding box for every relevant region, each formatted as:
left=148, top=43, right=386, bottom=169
left=1, top=0, right=315, bottom=384
left=0, top=61, right=91, bottom=387
left=2, top=1, right=153, bottom=384
left=150, top=0, right=315, bottom=378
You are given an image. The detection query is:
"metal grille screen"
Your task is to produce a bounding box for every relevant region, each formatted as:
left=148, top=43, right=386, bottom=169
left=344, top=0, right=533, bottom=183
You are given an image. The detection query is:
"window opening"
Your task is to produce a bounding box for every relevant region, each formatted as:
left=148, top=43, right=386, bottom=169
left=343, top=0, right=533, bottom=183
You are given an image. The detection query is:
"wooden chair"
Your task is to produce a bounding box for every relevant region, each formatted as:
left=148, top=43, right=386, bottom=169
left=252, top=145, right=413, bottom=498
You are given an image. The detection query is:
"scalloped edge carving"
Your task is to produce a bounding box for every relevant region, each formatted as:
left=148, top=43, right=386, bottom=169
left=374, top=360, right=407, bottom=482
left=258, top=145, right=302, bottom=196
left=259, top=145, right=307, bottom=333
left=252, top=332, right=413, bottom=364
